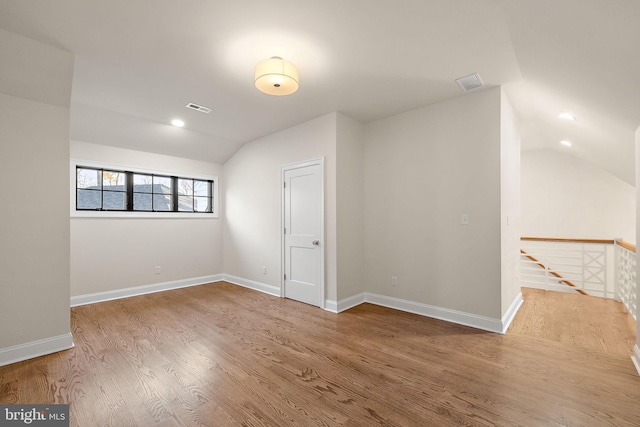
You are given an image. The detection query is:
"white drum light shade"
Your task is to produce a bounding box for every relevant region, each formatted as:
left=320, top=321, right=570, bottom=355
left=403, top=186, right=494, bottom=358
left=255, top=57, right=299, bottom=96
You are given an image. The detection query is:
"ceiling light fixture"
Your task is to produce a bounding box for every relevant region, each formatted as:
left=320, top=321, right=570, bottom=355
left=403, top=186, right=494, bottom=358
left=559, top=112, right=576, bottom=121
left=171, top=119, right=185, bottom=127
left=560, top=140, right=573, bottom=147
left=255, top=56, right=299, bottom=96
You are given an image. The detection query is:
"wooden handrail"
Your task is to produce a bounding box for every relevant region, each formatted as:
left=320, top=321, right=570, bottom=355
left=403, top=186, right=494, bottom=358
left=521, top=237, right=615, bottom=245
left=616, top=240, right=636, bottom=253
left=520, top=249, right=589, bottom=296
left=521, top=236, right=636, bottom=252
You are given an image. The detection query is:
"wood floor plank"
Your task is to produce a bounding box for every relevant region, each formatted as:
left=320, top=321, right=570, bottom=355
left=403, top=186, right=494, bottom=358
left=508, top=287, right=636, bottom=357
left=1, top=282, right=639, bottom=426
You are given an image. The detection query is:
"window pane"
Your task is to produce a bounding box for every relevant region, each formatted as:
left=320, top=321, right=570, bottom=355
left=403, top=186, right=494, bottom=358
left=77, top=168, right=101, bottom=189
left=153, top=194, right=172, bottom=211
left=194, top=180, right=209, bottom=196
left=133, top=174, right=153, bottom=193
left=194, top=197, right=211, bottom=212
left=76, top=165, right=214, bottom=215
left=153, top=176, right=172, bottom=195
left=178, top=178, right=193, bottom=196
left=103, top=191, right=126, bottom=210
left=102, top=171, right=125, bottom=190
left=77, top=189, right=101, bottom=209
left=178, top=195, right=194, bottom=212
left=133, top=193, right=152, bottom=211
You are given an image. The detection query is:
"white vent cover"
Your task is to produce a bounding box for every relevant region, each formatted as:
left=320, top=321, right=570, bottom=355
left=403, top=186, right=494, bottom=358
left=455, top=73, right=484, bottom=92
left=185, top=103, right=212, bottom=113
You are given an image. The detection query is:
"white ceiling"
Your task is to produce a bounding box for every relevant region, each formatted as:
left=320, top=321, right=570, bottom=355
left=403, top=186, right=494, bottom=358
left=1, top=0, right=639, bottom=184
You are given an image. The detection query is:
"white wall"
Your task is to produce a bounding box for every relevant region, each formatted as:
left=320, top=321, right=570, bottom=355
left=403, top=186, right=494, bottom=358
left=521, top=149, right=635, bottom=243
left=0, top=30, right=74, bottom=360
left=336, top=114, right=365, bottom=300
left=500, top=90, right=522, bottom=316
left=223, top=113, right=339, bottom=301
left=70, top=141, right=223, bottom=297
left=363, top=88, right=503, bottom=319
left=634, top=126, right=640, bottom=372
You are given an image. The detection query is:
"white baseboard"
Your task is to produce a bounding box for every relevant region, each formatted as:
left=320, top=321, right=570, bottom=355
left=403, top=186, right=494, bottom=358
left=632, top=345, right=640, bottom=376
left=71, top=274, right=224, bottom=307
left=324, top=300, right=338, bottom=313
left=364, top=292, right=504, bottom=333
left=501, top=291, right=523, bottom=334
left=324, top=293, right=367, bottom=313
left=327, top=292, right=515, bottom=334
left=222, top=274, right=281, bottom=297
left=337, top=293, right=366, bottom=313
left=0, top=333, right=74, bottom=367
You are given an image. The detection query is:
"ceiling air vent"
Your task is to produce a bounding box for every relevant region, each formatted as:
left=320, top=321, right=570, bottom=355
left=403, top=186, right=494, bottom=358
left=185, top=103, right=212, bottom=113
left=455, top=73, right=484, bottom=92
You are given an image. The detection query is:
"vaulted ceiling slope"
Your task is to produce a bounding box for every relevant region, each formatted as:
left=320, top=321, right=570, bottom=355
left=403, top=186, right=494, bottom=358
left=0, top=0, right=638, bottom=184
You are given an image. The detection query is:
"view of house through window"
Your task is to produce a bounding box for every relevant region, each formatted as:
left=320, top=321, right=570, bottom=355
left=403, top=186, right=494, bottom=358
left=76, top=166, right=214, bottom=213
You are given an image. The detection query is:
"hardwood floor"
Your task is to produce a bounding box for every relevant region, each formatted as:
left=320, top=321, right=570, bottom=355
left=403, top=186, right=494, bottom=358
left=508, top=287, right=636, bottom=357
left=1, top=282, right=639, bottom=426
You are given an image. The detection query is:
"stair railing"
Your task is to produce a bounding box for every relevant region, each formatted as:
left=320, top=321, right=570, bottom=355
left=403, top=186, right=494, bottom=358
left=520, top=237, right=636, bottom=320
left=614, top=239, right=637, bottom=320
left=520, top=237, right=614, bottom=297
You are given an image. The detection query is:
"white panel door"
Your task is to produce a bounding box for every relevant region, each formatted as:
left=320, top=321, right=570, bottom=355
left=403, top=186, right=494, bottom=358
left=283, top=162, right=323, bottom=307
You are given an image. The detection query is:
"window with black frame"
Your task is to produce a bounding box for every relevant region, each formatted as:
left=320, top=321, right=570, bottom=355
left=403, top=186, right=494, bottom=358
left=76, top=166, right=213, bottom=213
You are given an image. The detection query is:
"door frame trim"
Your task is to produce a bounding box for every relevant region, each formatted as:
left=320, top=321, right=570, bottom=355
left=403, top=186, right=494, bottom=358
left=280, top=157, right=325, bottom=308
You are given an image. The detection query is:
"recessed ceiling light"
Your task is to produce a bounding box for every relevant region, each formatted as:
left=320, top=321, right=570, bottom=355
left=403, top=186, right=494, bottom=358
left=171, top=119, right=185, bottom=127
left=559, top=112, right=576, bottom=121
left=560, top=140, right=573, bottom=147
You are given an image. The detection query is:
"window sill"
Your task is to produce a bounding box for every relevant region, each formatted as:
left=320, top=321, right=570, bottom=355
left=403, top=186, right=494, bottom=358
left=71, top=211, right=218, bottom=219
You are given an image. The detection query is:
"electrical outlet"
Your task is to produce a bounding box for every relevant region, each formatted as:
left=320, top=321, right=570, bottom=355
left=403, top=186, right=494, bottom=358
left=155, top=266, right=161, bottom=274
left=392, top=276, right=397, bottom=287
left=262, top=265, right=267, bottom=275
left=461, top=214, right=469, bottom=225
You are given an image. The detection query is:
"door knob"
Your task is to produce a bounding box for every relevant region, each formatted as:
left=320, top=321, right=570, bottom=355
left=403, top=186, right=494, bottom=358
left=312, top=240, right=320, bottom=246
